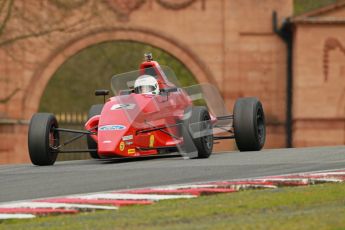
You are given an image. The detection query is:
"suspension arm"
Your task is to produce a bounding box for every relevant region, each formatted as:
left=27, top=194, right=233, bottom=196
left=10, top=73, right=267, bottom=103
left=53, top=128, right=93, bottom=135
left=213, top=136, right=235, bottom=140
left=51, top=126, right=97, bottom=151
left=57, top=149, right=97, bottom=153
left=136, top=123, right=182, bottom=134
left=216, top=115, right=234, bottom=120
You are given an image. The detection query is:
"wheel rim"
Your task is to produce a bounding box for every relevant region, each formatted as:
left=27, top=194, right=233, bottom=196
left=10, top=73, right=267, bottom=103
left=256, top=108, right=265, bottom=145
left=202, top=114, right=213, bottom=150
left=49, top=125, right=59, bottom=151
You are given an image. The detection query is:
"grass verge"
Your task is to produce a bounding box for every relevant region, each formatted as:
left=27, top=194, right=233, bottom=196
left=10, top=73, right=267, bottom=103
left=1, top=182, right=345, bottom=229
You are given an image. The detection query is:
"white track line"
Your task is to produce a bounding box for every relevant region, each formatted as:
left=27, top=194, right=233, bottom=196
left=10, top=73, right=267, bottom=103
left=0, top=202, right=117, bottom=210
left=152, top=184, right=218, bottom=190
left=154, top=167, right=345, bottom=189
left=309, top=172, right=345, bottom=176
left=0, top=214, right=36, bottom=219
left=259, top=178, right=309, bottom=182
left=311, top=178, right=343, bottom=183
left=71, top=193, right=196, bottom=201
left=224, top=184, right=277, bottom=190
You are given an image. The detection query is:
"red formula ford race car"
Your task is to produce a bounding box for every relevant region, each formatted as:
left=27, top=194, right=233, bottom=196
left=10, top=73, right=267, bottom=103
left=28, top=54, right=266, bottom=166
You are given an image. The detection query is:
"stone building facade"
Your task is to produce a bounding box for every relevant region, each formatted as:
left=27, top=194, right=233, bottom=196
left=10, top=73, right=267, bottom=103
left=3, top=0, right=341, bottom=164
left=291, top=2, right=345, bottom=147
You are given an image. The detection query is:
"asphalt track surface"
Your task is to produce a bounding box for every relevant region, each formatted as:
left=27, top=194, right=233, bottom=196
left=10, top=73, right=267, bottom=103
left=1, top=146, right=345, bottom=203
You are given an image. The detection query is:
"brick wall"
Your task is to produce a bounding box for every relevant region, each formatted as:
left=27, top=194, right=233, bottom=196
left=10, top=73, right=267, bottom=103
left=293, top=24, right=345, bottom=146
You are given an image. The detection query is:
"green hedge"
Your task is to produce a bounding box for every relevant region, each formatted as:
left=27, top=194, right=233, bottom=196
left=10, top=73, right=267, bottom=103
left=294, top=0, right=337, bottom=15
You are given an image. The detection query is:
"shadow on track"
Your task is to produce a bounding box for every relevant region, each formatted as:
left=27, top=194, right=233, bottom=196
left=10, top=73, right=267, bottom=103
left=99, top=153, right=181, bottom=164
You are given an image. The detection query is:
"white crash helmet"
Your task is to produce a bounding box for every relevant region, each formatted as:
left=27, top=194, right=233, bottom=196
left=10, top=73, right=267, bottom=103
left=134, top=75, right=159, bottom=95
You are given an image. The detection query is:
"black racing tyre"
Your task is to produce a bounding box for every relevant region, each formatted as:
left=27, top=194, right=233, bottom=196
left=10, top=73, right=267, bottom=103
left=87, top=104, right=103, bottom=159
left=182, top=106, right=213, bottom=158
left=28, top=113, right=59, bottom=166
left=233, top=97, right=266, bottom=151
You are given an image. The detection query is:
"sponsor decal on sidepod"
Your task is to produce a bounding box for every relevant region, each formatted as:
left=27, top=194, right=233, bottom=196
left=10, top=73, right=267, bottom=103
left=99, top=125, right=126, bottom=131
left=122, top=135, right=133, bottom=141
left=111, top=104, right=136, bottom=110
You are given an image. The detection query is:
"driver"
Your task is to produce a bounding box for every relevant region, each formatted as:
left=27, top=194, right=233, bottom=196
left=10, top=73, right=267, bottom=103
left=134, top=75, right=159, bottom=95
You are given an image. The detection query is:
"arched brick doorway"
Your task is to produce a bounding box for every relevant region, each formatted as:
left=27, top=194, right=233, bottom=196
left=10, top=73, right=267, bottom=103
left=23, top=28, right=215, bottom=118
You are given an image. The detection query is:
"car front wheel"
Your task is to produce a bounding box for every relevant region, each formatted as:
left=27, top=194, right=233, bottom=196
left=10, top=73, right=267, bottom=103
left=28, top=113, right=59, bottom=166
left=233, top=97, right=266, bottom=151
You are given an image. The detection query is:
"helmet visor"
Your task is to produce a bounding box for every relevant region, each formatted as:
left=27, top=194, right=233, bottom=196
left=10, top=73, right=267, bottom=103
left=135, top=85, right=157, bottom=94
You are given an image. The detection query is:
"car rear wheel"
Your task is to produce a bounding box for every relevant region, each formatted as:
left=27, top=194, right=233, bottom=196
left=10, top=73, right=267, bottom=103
left=233, top=97, right=266, bottom=151
left=87, top=104, right=103, bottom=159
left=28, top=113, right=59, bottom=166
left=182, top=106, right=213, bottom=158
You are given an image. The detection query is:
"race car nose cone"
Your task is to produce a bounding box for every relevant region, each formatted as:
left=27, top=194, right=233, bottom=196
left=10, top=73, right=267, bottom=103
left=97, top=127, right=128, bottom=154
left=96, top=95, right=153, bottom=157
